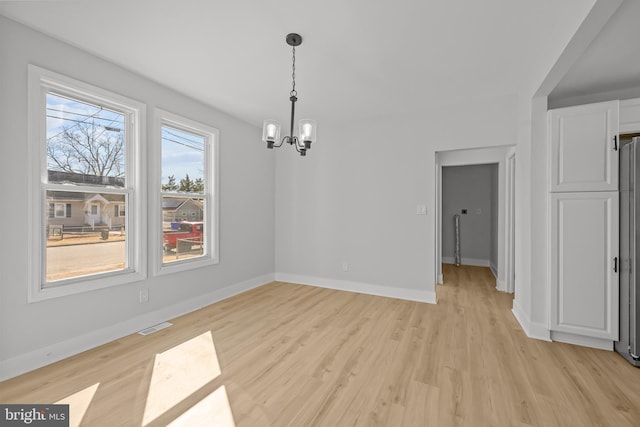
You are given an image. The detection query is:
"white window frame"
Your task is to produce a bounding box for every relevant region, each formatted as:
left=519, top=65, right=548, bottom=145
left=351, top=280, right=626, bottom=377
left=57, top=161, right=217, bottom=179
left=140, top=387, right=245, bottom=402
left=28, top=65, right=146, bottom=302
left=115, top=204, right=126, bottom=217
left=151, top=108, right=219, bottom=276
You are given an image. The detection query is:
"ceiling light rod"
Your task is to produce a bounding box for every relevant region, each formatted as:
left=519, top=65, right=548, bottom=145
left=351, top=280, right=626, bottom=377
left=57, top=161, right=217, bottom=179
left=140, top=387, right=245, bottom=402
left=262, top=33, right=316, bottom=156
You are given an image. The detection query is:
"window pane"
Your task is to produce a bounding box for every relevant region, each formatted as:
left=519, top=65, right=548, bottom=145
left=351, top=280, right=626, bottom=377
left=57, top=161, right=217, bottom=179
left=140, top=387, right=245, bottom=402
left=46, top=190, right=127, bottom=283
left=46, top=93, right=125, bottom=188
left=55, top=203, right=65, bottom=218
left=161, top=126, right=205, bottom=194
left=162, top=196, right=204, bottom=263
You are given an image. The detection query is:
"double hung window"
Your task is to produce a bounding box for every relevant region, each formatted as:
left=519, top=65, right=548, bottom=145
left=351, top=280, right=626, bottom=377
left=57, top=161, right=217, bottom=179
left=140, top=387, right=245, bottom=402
left=153, top=109, right=218, bottom=274
left=28, top=65, right=145, bottom=301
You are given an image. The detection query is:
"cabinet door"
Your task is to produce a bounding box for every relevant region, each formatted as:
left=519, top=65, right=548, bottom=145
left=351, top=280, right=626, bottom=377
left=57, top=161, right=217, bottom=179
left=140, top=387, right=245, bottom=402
left=550, top=192, right=619, bottom=340
left=549, top=101, right=619, bottom=192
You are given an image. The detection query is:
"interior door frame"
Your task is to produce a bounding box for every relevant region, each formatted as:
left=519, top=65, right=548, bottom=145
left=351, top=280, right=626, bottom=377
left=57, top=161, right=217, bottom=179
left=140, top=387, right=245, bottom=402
left=505, top=150, right=516, bottom=293
left=435, top=146, right=516, bottom=292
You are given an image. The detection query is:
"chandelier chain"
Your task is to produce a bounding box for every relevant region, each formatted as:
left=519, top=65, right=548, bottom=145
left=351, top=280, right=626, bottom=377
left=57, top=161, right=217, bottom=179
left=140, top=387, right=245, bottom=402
left=290, top=46, right=297, bottom=97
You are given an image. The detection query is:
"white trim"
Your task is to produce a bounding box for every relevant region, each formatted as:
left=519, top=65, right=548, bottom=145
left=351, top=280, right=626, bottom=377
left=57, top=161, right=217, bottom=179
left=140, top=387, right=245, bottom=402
left=495, top=279, right=508, bottom=293
left=511, top=300, right=551, bottom=342
left=505, top=150, right=516, bottom=294
left=150, top=108, right=220, bottom=276
left=620, top=97, right=640, bottom=134
left=435, top=145, right=515, bottom=299
left=489, top=262, right=509, bottom=293
left=27, top=65, right=147, bottom=303
left=550, top=331, right=613, bottom=351
left=441, top=256, right=490, bottom=267
left=489, top=262, right=498, bottom=278
left=0, top=274, right=274, bottom=381
left=435, top=155, right=442, bottom=285
left=275, top=273, right=437, bottom=304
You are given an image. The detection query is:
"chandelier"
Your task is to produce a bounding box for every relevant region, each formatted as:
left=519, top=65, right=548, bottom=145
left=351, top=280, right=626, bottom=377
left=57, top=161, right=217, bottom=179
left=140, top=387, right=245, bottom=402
left=262, top=33, right=316, bottom=156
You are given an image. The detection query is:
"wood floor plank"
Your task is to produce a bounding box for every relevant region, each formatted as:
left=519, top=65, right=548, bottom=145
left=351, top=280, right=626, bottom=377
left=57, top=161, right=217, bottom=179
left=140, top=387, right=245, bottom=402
left=2, top=265, right=640, bottom=426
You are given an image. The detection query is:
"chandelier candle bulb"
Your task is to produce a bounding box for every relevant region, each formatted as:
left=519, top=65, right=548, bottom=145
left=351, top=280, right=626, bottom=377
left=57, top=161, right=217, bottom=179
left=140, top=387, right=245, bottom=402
left=266, top=124, right=276, bottom=139
left=299, top=119, right=316, bottom=149
left=261, top=120, right=281, bottom=148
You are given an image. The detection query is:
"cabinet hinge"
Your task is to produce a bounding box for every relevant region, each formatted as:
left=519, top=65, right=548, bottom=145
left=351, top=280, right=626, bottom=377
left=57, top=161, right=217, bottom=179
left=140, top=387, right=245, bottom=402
left=613, top=135, right=618, bottom=151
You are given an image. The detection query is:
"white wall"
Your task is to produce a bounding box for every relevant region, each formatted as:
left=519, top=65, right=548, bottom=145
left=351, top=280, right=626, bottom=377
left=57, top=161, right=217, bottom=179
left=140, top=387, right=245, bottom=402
left=441, top=164, right=497, bottom=267
left=0, top=16, right=275, bottom=379
left=275, top=95, right=518, bottom=303
left=512, top=0, right=624, bottom=341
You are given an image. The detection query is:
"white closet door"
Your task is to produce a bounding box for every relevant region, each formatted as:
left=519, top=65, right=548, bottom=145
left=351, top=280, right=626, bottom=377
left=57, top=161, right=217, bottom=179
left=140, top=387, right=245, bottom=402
left=550, top=192, right=619, bottom=340
left=549, top=101, right=619, bottom=192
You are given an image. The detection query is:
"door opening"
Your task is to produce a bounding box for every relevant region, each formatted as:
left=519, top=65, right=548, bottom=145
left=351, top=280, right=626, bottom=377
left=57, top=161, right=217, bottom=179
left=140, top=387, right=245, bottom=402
left=435, top=146, right=516, bottom=295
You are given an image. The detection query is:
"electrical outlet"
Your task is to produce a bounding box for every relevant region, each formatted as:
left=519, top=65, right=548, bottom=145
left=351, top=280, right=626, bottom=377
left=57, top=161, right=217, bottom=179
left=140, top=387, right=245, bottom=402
left=341, top=262, right=350, bottom=272
left=139, top=288, right=149, bottom=304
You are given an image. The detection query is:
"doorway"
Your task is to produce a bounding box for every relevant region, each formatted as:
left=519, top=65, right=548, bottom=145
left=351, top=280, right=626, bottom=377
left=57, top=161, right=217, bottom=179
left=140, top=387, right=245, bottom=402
left=435, top=146, right=516, bottom=293
left=441, top=164, right=498, bottom=270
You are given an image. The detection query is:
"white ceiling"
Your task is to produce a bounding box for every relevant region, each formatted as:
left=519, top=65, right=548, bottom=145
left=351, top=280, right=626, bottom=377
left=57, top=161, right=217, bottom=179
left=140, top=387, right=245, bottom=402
left=0, top=0, right=605, bottom=128
left=550, top=0, right=640, bottom=102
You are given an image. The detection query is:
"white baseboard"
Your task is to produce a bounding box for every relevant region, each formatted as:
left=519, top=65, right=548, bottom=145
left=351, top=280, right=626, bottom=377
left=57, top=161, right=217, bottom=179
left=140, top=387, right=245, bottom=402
left=0, top=273, right=274, bottom=381
left=511, top=300, right=551, bottom=342
left=488, top=263, right=508, bottom=292
left=274, top=273, right=437, bottom=304
left=442, top=256, right=490, bottom=267
left=489, top=262, right=498, bottom=279
left=550, top=331, right=613, bottom=351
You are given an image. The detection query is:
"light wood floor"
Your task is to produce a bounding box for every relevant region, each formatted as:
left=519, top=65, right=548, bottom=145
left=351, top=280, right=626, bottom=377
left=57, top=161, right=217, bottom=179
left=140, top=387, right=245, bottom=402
left=2, top=265, right=640, bottom=426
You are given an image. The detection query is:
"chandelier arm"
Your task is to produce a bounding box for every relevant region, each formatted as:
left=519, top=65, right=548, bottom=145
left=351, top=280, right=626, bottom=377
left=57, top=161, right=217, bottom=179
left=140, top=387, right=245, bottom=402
left=272, top=137, right=287, bottom=148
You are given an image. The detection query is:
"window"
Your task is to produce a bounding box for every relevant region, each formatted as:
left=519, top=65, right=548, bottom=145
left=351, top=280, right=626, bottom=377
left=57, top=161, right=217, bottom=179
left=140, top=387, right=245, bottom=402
left=52, top=203, right=72, bottom=218
left=114, top=204, right=126, bottom=217
left=28, top=65, right=145, bottom=302
left=152, top=109, right=218, bottom=274
left=48, top=203, right=71, bottom=218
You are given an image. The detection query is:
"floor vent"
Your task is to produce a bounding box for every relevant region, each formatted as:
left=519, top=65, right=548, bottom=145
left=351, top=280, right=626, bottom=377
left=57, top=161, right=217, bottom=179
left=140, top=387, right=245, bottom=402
left=138, top=322, right=173, bottom=336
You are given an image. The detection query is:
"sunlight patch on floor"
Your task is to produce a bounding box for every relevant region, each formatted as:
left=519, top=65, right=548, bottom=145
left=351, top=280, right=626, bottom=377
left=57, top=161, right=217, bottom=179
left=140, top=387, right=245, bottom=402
left=167, top=385, right=235, bottom=427
left=55, top=382, right=100, bottom=427
left=143, top=331, right=222, bottom=426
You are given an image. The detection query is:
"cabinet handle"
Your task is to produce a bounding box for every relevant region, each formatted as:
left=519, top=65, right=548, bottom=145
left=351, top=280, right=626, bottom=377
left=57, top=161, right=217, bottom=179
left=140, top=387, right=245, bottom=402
left=614, top=257, right=618, bottom=273
left=613, top=135, right=618, bottom=151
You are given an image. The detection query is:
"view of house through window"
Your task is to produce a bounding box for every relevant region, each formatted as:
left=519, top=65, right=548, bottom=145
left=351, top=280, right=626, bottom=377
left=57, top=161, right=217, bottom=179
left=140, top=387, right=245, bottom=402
left=45, top=93, right=128, bottom=283
left=161, top=124, right=206, bottom=263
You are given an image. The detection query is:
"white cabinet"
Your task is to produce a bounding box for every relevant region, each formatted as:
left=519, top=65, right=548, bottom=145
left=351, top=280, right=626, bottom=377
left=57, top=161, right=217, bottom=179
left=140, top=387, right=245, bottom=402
left=549, top=101, right=619, bottom=192
left=550, top=192, right=619, bottom=340
left=548, top=101, right=620, bottom=344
